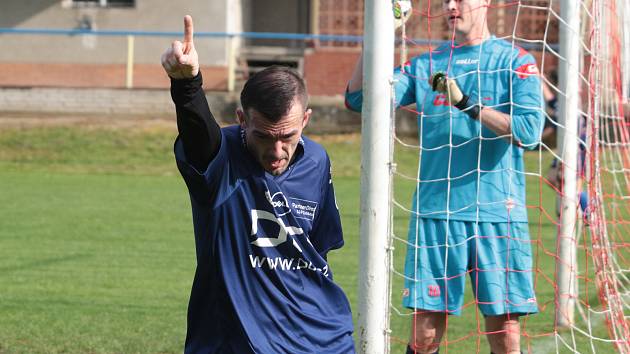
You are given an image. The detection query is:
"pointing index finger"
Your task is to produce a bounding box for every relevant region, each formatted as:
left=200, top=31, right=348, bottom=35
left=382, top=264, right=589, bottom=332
left=184, top=15, right=194, bottom=44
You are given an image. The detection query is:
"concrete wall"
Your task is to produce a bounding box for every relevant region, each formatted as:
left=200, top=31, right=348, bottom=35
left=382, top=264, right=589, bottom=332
left=0, top=62, right=229, bottom=90
left=0, top=0, right=229, bottom=65
left=303, top=49, right=358, bottom=96
left=0, top=1, right=231, bottom=90
left=0, top=86, right=418, bottom=136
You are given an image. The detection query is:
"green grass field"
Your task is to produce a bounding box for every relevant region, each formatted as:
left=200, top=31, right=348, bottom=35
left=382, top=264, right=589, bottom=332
left=0, top=124, right=619, bottom=353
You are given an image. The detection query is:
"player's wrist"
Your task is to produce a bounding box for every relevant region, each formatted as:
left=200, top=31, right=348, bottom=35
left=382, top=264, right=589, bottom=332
left=454, top=94, right=482, bottom=120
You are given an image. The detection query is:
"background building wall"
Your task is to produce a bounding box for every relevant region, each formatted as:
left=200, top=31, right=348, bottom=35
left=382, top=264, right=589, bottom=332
left=303, top=0, right=558, bottom=96
left=0, top=0, right=230, bottom=89
left=0, top=0, right=557, bottom=95
left=0, top=0, right=228, bottom=64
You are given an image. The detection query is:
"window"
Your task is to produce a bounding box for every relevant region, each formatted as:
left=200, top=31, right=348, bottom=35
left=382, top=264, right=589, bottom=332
left=106, top=0, right=135, bottom=7
left=63, top=0, right=135, bottom=8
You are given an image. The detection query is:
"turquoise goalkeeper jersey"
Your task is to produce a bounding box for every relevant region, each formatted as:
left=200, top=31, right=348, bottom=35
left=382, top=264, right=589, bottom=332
left=346, top=36, right=544, bottom=222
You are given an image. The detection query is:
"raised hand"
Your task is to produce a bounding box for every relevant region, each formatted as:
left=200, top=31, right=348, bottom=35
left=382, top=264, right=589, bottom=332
left=393, top=0, right=412, bottom=29
left=161, top=15, right=199, bottom=79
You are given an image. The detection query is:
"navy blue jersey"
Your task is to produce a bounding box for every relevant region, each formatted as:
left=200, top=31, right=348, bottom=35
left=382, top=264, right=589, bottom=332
left=175, top=125, right=354, bottom=354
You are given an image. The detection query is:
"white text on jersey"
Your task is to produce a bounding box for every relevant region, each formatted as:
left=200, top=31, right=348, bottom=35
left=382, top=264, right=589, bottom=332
left=249, top=254, right=329, bottom=277
left=455, top=58, right=479, bottom=65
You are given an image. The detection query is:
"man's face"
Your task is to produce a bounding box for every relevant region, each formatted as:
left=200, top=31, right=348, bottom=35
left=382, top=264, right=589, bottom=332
left=238, top=99, right=311, bottom=176
left=443, top=0, right=489, bottom=38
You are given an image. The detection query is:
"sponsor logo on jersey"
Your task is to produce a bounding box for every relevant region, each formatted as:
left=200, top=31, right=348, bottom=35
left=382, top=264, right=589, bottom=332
left=249, top=189, right=327, bottom=276
left=455, top=58, right=479, bottom=65
left=290, top=198, right=318, bottom=221
left=433, top=94, right=452, bottom=107
left=267, top=191, right=291, bottom=216
left=515, top=63, right=539, bottom=79
left=248, top=254, right=329, bottom=277
left=250, top=209, right=305, bottom=252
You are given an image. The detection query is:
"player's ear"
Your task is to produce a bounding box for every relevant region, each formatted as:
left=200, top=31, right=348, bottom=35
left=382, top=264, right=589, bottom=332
left=302, top=108, right=312, bottom=129
left=236, top=108, right=247, bottom=128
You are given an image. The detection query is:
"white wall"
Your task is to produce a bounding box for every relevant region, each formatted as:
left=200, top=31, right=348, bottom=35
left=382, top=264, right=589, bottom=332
left=0, top=0, right=229, bottom=65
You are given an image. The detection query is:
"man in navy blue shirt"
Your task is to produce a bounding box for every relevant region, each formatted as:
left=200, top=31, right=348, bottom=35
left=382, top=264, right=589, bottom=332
left=161, top=15, right=355, bottom=354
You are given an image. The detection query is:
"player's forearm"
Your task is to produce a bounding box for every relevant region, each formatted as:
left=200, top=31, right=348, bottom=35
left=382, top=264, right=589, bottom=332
left=347, top=53, right=364, bottom=93
left=478, top=107, right=547, bottom=149
left=430, top=73, right=520, bottom=143
left=478, top=107, right=511, bottom=138
left=171, top=72, right=221, bottom=171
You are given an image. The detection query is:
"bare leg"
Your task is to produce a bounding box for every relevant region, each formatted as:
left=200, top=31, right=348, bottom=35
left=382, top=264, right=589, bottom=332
left=485, top=315, right=521, bottom=354
left=408, top=311, right=447, bottom=353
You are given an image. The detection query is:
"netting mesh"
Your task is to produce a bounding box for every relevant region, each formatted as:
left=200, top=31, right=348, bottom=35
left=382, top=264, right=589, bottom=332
left=388, top=0, right=630, bottom=353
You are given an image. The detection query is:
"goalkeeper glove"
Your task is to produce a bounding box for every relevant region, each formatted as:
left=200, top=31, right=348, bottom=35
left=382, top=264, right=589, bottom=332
left=429, top=72, right=482, bottom=119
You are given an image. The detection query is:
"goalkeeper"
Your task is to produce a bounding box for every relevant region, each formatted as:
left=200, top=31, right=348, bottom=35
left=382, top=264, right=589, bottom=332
left=345, top=0, right=544, bottom=353
left=163, top=15, right=355, bottom=354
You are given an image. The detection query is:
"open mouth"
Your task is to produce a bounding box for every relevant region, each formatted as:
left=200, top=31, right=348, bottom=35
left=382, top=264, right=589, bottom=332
left=268, top=159, right=286, bottom=170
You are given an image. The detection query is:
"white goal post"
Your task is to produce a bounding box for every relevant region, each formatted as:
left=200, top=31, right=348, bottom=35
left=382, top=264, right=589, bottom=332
left=357, top=0, right=395, bottom=354
left=555, top=0, right=581, bottom=329
left=358, top=0, right=630, bottom=352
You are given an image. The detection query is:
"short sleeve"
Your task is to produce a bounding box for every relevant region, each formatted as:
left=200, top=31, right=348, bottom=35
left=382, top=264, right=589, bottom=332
left=308, top=156, right=344, bottom=257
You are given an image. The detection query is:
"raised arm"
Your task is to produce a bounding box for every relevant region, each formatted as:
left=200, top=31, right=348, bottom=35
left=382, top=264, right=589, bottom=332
left=345, top=6, right=412, bottom=110
left=161, top=15, right=220, bottom=171
left=347, top=53, right=364, bottom=93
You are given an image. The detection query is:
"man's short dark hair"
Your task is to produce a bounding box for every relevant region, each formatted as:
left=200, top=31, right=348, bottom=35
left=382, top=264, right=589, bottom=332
left=240, top=66, right=308, bottom=122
